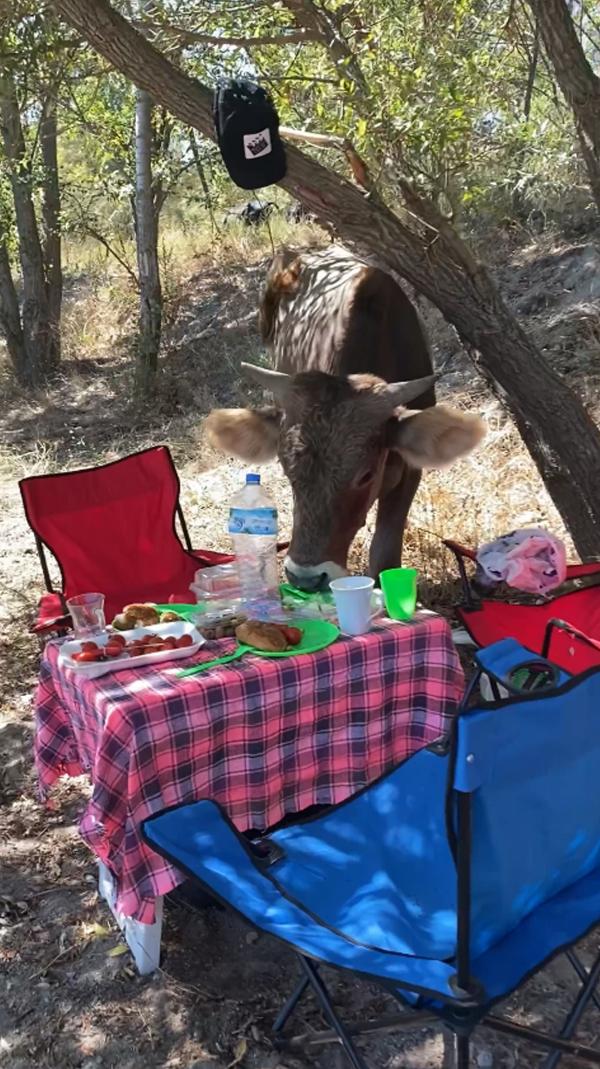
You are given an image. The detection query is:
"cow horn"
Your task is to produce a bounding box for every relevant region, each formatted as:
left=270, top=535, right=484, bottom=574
left=241, top=362, right=292, bottom=401
left=384, top=375, right=437, bottom=407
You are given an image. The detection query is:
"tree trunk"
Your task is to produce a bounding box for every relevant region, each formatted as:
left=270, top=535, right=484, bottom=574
left=40, top=99, right=62, bottom=363
left=134, top=85, right=161, bottom=397
left=527, top=0, right=600, bottom=212
left=512, top=14, right=540, bottom=219
left=0, top=243, right=27, bottom=380
left=189, top=129, right=220, bottom=233
left=0, top=71, right=57, bottom=385
left=49, top=0, right=600, bottom=557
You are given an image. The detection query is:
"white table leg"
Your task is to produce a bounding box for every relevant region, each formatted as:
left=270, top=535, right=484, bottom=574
left=98, top=861, right=163, bottom=975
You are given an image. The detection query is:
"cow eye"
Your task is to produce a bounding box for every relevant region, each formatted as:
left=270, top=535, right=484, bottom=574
left=355, top=468, right=374, bottom=488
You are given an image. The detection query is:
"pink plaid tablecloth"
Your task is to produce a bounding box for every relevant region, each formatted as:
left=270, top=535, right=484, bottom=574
left=34, top=615, right=464, bottom=923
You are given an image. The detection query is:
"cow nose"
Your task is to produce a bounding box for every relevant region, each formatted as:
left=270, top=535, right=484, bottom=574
left=285, top=567, right=329, bottom=593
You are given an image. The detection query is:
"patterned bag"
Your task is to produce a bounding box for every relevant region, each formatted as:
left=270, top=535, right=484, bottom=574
left=476, top=528, right=567, bottom=596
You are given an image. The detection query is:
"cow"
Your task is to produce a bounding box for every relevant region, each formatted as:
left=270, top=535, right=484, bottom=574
left=206, top=245, right=485, bottom=592
left=222, top=200, right=277, bottom=227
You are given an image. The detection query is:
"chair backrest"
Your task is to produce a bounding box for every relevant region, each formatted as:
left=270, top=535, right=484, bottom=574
left=20, top=446, right=198, bottom=618
left=453, top=665, right=600, bottom=959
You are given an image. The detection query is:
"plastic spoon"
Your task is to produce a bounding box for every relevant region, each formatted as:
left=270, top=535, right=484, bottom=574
left=177, top=645, right=250, bottom=677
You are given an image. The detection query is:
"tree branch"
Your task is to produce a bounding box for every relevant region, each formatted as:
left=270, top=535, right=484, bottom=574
left=81, top=222, right=139, bottom=286
left=280, top=125, right=374, bottom=191
left=134, top=20, right=320, bottom=48
left=278, top=0, right=368, bottom=96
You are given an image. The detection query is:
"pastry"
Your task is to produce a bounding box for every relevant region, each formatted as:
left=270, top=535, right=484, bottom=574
left=122, top=603, right=160, bottom=626
left=236, top=621, right=289, bottom=652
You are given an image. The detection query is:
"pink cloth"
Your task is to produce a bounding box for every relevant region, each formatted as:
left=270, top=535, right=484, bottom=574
left=34, top=616, right=464, bottom=923
left=476, top=528, right=567, bottom=596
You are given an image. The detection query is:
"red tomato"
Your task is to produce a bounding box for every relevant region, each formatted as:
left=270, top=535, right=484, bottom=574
left=104, top=644, right=123, bottom=659
left=80, top=641, right=99, bottom=652
left=145, top=641, right=166, bottom=654
left=176, top=634, right=194, bottom=649
left=108, top=634, right=126, bottom=647
left=73, top=650, right=102, bottom=663
left=163, top=637, right=177, bottom=650
left=280, top=626, right=302, bottom=646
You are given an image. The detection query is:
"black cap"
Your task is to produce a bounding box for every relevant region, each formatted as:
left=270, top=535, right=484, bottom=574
left=213, top=80, right=287, bottom=191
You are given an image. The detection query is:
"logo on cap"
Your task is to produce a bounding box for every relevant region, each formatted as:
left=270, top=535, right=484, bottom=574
left=243, top=128, right=272, bottom=159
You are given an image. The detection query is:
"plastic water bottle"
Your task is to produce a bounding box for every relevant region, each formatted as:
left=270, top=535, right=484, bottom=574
left=229, top=473, right=280, bottom=616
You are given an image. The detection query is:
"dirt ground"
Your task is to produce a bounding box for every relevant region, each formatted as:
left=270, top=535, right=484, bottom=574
left=1, top=230, right=600, bottom=1068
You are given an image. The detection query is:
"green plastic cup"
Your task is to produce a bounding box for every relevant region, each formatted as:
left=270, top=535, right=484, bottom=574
left=379, top=567, right=418, bottom=621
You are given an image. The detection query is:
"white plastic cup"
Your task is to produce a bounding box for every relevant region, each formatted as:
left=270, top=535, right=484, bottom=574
left=329, top=576, right=375, bottom=636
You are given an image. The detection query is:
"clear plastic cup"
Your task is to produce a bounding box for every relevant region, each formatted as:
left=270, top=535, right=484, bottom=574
left=66, top=593, right=106, bottom=638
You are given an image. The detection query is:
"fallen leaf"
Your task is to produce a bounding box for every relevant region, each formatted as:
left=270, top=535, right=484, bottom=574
left=107, top=944, right=128, bottom=957
left=89, top=923, right=110, bottom=938
left=227, top=1037, right=247, bottom=1069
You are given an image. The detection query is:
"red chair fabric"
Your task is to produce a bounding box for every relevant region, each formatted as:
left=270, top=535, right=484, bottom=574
left=445, top=541, right=600, bottom=674
left=457, top=588, right=600, bottom=674
left=20, top=446, right=233, bottom=630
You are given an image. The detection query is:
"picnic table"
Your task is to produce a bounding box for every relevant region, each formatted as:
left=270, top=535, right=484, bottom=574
left=34, top=612, right=464, bottom=972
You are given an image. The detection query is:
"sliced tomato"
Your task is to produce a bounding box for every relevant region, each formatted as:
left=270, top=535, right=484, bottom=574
left=176, top=633, right=194, bottom=649
left=163, top=636, right=177, bottom=650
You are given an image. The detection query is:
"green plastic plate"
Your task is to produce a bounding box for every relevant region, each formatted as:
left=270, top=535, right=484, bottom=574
left=247, top=617, right=340, bottom=658
left=177, top=618, right=340, bottom=678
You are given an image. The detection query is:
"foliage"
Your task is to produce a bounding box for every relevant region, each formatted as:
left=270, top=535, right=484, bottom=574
left=3, top=0, right=600, bottom=378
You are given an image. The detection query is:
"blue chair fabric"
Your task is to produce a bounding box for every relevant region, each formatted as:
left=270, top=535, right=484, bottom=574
left=143, top=639, right=600, bottom=1068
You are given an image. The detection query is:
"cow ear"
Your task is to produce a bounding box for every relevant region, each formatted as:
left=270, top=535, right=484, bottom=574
left=387, top=406, right=485, bottom=469
left=205, top=407, right=280, bottom=462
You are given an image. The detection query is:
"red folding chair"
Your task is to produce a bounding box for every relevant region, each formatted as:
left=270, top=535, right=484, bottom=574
left=20, top=446, right=234, bottom=637
left=445, top=539, right=600, bottom=673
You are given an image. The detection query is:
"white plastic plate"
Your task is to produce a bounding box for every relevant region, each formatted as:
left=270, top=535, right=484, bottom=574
left=58, top=621, right=204, bottom=679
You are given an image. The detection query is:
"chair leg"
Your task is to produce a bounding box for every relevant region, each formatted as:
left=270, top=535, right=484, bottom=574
left=540, top=948, right=600, bottom=1069
left=273, top=975, right=309, bottom=1035
left=298, top=956, right=370, bottom=1069
left=452, top=1033, right=470, bottom=1069
left=566, top=949, right=600, bottom=1014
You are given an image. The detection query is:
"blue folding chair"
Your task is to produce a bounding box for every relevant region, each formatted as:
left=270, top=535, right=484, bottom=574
left=143, top=638, right=600, bottom=1068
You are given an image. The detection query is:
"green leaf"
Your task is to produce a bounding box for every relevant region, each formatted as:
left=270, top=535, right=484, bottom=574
left=107, top=943, right=128, bottom=957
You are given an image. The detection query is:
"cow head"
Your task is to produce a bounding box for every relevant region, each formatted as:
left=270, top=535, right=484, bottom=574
left=205, top=364, right=485, bottom=591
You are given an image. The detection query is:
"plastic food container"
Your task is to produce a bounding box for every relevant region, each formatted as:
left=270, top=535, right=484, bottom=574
left=191, top=563, right=241, bottom=600
left=58, top=621, right=203, bottom=679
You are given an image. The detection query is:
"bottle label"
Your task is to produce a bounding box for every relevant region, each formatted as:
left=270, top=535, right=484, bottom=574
left=229, top=507, right=278, bottom=536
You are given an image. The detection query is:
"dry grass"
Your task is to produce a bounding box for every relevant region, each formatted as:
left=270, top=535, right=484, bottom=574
left=1, top=222, right=600, bottom=1069
left=0, top=218, right=582, bottom=607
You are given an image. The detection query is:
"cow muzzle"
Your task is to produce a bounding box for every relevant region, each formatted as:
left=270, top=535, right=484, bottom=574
left=284, top=557, right=349, bottom=593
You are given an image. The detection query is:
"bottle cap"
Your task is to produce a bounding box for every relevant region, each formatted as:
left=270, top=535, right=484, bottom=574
left=246, top=473, right=260, bottom=484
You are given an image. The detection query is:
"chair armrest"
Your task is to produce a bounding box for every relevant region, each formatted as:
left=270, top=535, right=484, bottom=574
left=542, top=617, right=600, bottom=661
left=443, top=540, right=478, bottom=608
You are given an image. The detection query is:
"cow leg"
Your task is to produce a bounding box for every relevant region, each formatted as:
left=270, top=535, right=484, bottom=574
left=369, top=467, right=422, bottom=578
